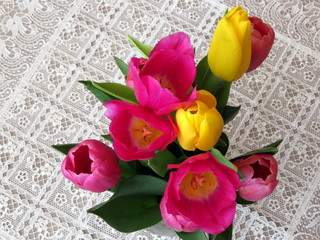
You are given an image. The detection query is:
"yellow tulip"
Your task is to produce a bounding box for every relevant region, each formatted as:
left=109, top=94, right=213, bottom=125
left=208, top=6, right=252, bottom=82
left=176, top=90, right=224, bottom=151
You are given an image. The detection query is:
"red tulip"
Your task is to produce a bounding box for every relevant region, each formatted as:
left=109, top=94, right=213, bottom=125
left=247, top=17, right=275, bottom=72
left=233, top=154, right=279, bottom=201
left=61, top=140, right=121, bottom=192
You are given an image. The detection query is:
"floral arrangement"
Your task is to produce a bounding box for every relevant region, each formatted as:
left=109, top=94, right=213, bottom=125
left=53, top=6, right=281, bottom=240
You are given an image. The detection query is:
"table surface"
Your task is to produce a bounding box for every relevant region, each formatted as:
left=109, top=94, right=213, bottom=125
left=0, top=0, right=319, bottom=239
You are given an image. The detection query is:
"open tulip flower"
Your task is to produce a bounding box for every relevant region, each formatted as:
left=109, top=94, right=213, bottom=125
left=104, top=100, right=177, bottom=161
left=161, top=152, right=240, bottom=234
left=61, top=140, right=121, bottom=192
left=56, top=6, right=280, bottom=239
left=129, top=32, right=197, bottom=115
left=234, top=154, right=279, bottom=201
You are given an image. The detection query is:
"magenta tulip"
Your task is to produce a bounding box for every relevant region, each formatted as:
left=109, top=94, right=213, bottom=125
left=160, top=152, right=240, bottom=234
left=126, top=58, right=146, bottom=88
left=233, top=154, right=279, bottom=201
left=104, top=100, right=177, bottom=161
left=246, top=17, right=275, bottom=72
left=61, top=140, right=121, bottom=192
left=149, top=32, right=195, bottom=57
left=129, top=32, right=197, bottom=115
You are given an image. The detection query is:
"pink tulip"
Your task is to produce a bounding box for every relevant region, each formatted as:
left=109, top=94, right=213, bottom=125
left=247, top=17, right=275, bottom=72
left=61, top=140, right=121, bottom=192
left=149, top=32, right=195, bottom=57
left=129, top=32, right=197, bottom=115
left=126, top=58, right=147, bottom=88
left=233, top=154, right=279, bottom=201
left=104, top=100, right=177, bottom=161
left=160, top=152, right=240, bottom=234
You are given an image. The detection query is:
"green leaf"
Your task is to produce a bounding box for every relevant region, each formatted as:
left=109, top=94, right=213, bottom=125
left=176, top=230, right=208, bottom=240
left=92, top=82, right=138, bottom=104
left=193, top=56, right=212, bottom=88
left=79, top=81, right=116, bottom=103
left=222, top=105, right=241, bottom=124
left=264, top=139, right=283, bottom=148
left=88, top=175, right=167, bottom=232
left=215, top=81, right=232, bottom=115
left=113, top=56, right=128, bottom=76
left=127, top=35, right=153, bottom=58
left=111, top=175, right=166, bottom=198
left=51, top=143, right=78, bottom=155
left=119, top=160, right=137, bottom=178
left=192, top=56, right=231, bottom=115
left=210, top=148, right=237, bottom=172
left=214, top=132, right=229, bottom=156
left=230, top=139, right=283, bottom=162
left=237, top=171, right=246, bottom=181
left=236, top=192, right=256, bottom=205
left=148, top=149, right=178, bottom=177
left=230, top=147, right=279, bottom=162
left=211, top=223, right=233, bottom=240
left=88, top=195, right=161, bottom=232
left=101, top=134, right=113, bottom=142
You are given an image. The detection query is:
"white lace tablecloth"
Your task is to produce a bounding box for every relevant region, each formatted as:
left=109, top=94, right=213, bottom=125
left=0, top=0, right=319, bottom=239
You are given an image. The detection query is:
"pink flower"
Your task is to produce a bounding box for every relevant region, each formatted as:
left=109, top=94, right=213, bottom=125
left=126, top=58, right=147, bottom=88
left=247, top=17, right=275, bottom=72
left=104, top=100, right=177, bottom=161
left=233, top=154, right=279, bottom=201
left=149, top=32, right=195, bottom=57
left=160, top=152, right=240, bottom=234
left=129, top=32, right=197, bottom=115
left=61, top=140, right=121, bottom=193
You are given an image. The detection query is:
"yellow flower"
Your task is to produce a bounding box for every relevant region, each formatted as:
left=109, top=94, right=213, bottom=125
left=176, top=90, right=224, bottom=151
left=208, top=6, right=251, bottom=82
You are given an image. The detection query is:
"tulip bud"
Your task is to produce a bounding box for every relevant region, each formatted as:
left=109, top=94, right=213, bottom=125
left=208, top=6, right=252, bottom=82
left=233, top=154, right=279, bottom=201
left=246, top=17, right=275, bottom=72
left=176, top=90, right=224, bottom=151
left=61, top=140, right=121, bottom=192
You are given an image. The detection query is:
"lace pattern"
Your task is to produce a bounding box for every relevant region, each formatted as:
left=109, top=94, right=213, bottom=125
left=0, top=0, right=319, bottom=239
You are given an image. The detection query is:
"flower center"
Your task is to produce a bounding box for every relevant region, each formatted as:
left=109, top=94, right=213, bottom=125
left=250, top=160, right=271, bottom=181
left=130, top=117, right=163, bottom=149
left=179, top=171, right=218, bottom=200
left=71, top=145, right=93, bottom=175
left=156, top=75, right=176, bottom=95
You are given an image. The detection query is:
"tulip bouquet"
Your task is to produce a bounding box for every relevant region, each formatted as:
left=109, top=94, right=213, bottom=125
left=53, top=6, right=281, bottom=240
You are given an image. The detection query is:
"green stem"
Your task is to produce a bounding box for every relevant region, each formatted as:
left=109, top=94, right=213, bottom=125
left=208, top=234, right=216, bottom=240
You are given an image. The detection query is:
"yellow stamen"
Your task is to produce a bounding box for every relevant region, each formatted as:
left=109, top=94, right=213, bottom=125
left=130, top=117, right=163, bottom=149
left=180, top=171, right=217, bottom=200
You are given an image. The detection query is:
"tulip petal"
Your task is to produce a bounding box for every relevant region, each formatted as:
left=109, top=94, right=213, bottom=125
left=196, top=108, right=224, bottom=151
left=239, top=180, right=278, bottom=201
left=150, top=32, right=194, bottom=58
left=208, top=18, right=243, bottom=81
left=140, top=49, right=196, bottom=99
left=176, top=108, right=198, bottom=151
